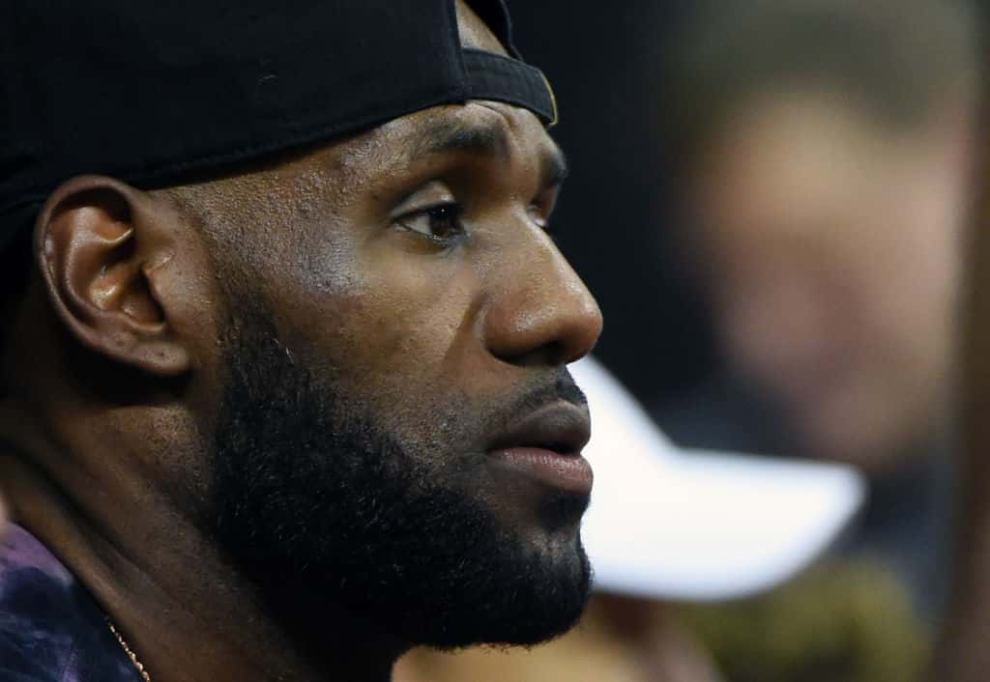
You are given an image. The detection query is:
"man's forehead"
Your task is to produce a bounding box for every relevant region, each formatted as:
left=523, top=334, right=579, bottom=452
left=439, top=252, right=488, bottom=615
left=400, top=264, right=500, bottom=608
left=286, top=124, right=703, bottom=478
left=195, top=102, right=564, bottom=202
left=346, top=103, right=566, bottom=182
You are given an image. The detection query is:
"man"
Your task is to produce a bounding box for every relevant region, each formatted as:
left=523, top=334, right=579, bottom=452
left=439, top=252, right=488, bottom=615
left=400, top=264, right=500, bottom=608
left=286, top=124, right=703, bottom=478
left=658, top=0, right=977, bottom=621
left=0, top=1, right=602, bottom=680
left=663, top=0, right=977, bottom=472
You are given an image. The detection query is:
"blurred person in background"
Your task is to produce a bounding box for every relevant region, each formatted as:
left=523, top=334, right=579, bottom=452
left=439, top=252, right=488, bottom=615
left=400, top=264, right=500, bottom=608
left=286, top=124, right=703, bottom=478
left=659, top=0, right=980, bottom=628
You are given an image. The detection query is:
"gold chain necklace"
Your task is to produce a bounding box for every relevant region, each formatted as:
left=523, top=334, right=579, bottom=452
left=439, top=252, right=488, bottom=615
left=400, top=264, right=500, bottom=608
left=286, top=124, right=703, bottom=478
left=106, top=617, right=152, bottom=682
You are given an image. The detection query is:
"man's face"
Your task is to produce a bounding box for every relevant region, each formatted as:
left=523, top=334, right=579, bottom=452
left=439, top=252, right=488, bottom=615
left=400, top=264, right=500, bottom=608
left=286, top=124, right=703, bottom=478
left=191, top=86, right=602, bottom=646
left=687, top=90, right=965, bottom=468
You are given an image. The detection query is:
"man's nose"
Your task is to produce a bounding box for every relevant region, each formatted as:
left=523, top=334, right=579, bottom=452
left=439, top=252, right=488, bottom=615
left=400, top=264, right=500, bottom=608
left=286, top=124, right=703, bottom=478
left=482, top=236, right=603, bottom=367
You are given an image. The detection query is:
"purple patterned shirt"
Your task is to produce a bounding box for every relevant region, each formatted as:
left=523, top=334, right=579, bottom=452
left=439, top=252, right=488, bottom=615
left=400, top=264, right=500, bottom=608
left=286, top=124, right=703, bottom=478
left=0, top=524, right=141, bottom=681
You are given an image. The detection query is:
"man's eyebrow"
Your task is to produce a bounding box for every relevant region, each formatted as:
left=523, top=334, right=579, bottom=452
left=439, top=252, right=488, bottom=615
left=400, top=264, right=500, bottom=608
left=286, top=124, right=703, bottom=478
left=408, top=118, right=570, bottom=188
left=414, top=119, right=512, bottom=161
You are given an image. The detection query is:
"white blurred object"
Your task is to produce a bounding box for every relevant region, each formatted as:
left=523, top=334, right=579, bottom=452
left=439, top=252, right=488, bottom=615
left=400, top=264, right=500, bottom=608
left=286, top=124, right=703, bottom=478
left=572, top=356, right=866, bottom=602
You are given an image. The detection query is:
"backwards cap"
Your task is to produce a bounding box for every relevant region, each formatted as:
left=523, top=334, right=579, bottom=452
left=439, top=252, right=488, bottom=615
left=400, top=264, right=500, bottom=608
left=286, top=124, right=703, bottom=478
left=0, top=0, right=556, bottom=248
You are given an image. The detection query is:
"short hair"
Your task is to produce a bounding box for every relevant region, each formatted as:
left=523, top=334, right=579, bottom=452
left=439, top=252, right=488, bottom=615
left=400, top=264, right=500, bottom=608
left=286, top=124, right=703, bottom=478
left=662, top=0, right=980, bottom=170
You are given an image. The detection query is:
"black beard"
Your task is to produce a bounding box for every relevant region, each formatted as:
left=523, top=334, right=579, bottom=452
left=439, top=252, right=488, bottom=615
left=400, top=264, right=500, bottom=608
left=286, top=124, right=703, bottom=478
left=209, top=305, right=591, bottom=654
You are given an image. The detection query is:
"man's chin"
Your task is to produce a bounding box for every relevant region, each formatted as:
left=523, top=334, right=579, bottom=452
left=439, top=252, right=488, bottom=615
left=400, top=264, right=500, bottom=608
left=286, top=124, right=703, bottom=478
left=411, top=539, right=593, bottom=650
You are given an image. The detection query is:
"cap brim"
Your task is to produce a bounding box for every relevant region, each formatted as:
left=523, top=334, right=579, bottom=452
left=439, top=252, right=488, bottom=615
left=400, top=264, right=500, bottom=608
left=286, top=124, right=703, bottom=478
left=571, top=357, right=866, bottom=602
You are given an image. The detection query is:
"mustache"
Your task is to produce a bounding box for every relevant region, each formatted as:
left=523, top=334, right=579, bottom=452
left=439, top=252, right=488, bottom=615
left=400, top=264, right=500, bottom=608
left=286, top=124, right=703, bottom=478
left=493, top=368, right=587, bottom=426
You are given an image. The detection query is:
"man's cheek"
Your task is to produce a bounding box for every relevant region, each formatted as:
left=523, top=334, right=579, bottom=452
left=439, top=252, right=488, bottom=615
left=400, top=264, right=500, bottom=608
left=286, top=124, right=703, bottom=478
left=316, top=323, right=456, bottom=424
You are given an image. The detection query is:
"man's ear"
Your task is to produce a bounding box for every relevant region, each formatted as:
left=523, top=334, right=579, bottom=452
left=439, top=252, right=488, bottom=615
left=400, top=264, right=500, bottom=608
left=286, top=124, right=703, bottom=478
left=35, top=175, right=192, bottom=376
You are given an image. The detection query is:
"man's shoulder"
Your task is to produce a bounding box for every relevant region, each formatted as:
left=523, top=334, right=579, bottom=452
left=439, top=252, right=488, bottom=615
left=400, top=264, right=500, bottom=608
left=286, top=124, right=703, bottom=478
left=0, top=525, right=141, bottom=682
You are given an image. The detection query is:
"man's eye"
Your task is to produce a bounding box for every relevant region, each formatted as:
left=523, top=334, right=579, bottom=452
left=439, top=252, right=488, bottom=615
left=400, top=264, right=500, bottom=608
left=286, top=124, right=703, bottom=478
left=395, top=203, right=466, bottom=244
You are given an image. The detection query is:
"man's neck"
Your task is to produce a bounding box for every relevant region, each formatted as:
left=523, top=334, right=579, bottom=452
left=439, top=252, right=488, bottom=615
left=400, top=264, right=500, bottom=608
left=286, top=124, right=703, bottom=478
left=0, top=450, right=401, bottom=682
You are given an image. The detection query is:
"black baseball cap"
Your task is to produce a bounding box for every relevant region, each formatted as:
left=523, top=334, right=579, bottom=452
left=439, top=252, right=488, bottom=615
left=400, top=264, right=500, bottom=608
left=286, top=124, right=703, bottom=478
left=0, top=0, right=556, bottom=250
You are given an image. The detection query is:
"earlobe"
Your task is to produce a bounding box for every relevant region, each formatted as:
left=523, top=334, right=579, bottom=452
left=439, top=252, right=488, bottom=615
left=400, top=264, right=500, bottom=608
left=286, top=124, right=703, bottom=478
left=36, top=176, right=191, bottom=377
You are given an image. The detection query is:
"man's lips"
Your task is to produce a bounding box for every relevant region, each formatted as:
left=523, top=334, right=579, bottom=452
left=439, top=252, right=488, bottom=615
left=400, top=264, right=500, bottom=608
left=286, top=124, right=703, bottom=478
left=486, top=401, right=593, bottom=494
